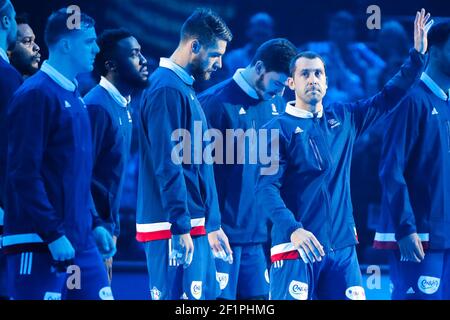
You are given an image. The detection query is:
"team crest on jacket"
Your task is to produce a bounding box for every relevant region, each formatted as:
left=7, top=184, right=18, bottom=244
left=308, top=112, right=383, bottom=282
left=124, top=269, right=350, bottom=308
left=328, top=118, right=341, bottom=128
left=191, top=281, right=202, bottom=300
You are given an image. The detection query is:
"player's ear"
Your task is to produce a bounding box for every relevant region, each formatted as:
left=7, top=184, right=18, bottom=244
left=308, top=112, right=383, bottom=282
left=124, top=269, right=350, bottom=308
left=105, top=60, right=117, bottom=73
left=255, top=60, right=265, bottom=76
left=59, top=38, right=71, bottom=53
left=191, top=39, right=201, bottom=54
left=287, top=76, right=295, bottom=90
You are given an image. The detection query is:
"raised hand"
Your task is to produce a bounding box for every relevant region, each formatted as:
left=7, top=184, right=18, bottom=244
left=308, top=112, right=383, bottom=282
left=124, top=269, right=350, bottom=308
left=414, top=8, right=434, bottom=54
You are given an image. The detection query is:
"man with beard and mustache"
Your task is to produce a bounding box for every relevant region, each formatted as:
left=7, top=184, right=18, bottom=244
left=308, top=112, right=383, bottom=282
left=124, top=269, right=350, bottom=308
left=198, top=38, right=297, bottom=300
left=84, top=29, right=149, bottom=283
left=374, top=22, right=450, bottom=300
left=0, top=0, right=20, bottom=300
left=136, top=8, right=233, bottom=300
left=8, top=14, right=40, bottom=79
left=256, top=9, right=432, bottom=300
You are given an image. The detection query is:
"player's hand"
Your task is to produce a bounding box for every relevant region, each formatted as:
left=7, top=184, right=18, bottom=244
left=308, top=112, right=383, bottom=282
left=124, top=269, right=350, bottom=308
left=398, top=233, right=425, bottom=263
left=290, top=228, right=325, bottom=264
left=105, top=257, right=113, bottom=283
left=93, top=226, right=116, bottom=259
left=414, top=8, right=433, bottom=54
left=104, top=236, right=117, bottom=283
left=208, top=228, right=233, bottom=264
left=170, top=233, right=194, bottom=268
left=48, top=235, right=75, bottom=261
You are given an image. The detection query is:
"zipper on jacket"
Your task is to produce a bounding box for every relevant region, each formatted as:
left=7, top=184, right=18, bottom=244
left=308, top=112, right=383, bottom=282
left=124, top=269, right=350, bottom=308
left=313, top=117, right=334, bottom=251
left=309, top=137, right=324, bottom=170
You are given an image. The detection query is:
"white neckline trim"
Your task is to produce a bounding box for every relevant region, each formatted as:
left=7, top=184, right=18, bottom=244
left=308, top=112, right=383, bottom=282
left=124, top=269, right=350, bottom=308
left=420, top=72, right=449, bottom=101
left=232, top=68, right=259, bottom=100
left=99, top=77, right=130, bottom=108
left=159, top=57, right=194, bottom=86
left=40, top=61, right=77, bottom=92
left=285, top=101, right=323, bottom=119
left=0, top=47, right=9, bottom=63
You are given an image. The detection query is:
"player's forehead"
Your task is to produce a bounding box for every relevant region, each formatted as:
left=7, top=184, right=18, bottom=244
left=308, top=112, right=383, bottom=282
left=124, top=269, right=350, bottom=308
left=295, top=57, right=325, bottom=72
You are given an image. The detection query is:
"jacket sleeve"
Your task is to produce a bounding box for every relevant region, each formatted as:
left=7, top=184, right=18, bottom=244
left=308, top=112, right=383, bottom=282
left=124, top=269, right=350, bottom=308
left=345, top=49, right=425, bottom=137
left=141, top=87, right=191, bottom=235
left=0, top=68, right=22, bottom=209
left=256, top=125, right=303, bottom=238
left=6, top=89, right=65, bottom=243
left=379, top=96, right=420, bottom=240
left=87, top=104, right=116, bottom=235
left=199, top=94, right=225, bottom=233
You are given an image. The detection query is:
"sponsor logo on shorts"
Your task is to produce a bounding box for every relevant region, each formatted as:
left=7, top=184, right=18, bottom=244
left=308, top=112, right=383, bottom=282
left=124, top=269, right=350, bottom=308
left=151, top=286, right=162, bottom=300
left=265, top=269, right=270, bottom=284
left=345, top=286, right=366, bottom=300
left=191, top=281, right=202, bottom=300
left=44, top=292, right=61, bottom=300
left=216, top=272, right=229, bottom=290
left=99, top=286, right=114, bottom=300
left=288, top=280, right=308, bottom=300
left=418, top=276, right=440, bottom=295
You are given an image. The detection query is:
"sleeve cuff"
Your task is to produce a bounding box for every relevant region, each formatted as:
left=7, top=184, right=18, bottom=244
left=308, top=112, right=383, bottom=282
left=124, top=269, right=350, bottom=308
left=395, top=224, right=417, bottom=242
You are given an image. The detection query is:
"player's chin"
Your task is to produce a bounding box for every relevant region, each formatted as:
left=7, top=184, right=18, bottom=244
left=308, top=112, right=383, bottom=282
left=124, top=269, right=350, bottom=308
left=202, top=71, right=214, bottom=81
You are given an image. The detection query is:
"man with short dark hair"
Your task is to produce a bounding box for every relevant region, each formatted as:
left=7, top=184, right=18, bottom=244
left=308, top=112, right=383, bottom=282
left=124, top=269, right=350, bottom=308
left=84, top=28, right=149, bottom=283
left=8, top=13, right=40, bottom=79
left=375, top=21, right=450, bottom=300
left=3, top=8, right=115, bottom=300
left=256, top=10, right=431, bottom=300
left=137, top=8, right=233, bottom=300
left=198, top=38, right=297, bottom=299
left=0, top=0, right=21, bottom=300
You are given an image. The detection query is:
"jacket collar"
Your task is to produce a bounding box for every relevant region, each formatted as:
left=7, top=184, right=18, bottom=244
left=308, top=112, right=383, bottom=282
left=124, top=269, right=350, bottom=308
left=159, top=57, right=194, bottom=86
left=285, top=101, right=323, bottom=119
left=0, top=47, right=9, bottom=63
left=99, top=76, right=130, bottom=108
left=232, top=68, right=259, bottom=100
left=41, top=61, right=77, bottom=92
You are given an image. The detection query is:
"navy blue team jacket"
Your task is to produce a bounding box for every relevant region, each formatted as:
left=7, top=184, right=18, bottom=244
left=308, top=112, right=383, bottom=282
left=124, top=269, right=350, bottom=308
left=256, top=49, right=425, bottom=262
left=2, top=69, right=98, bottom=253
left=85, top=85, right=133, bottom=237
left=136, top=62, right=221, bottom=241
left=375, top=75, right=450, bottom=250
left=199, top=76, right=285, bottom=245
left=0, top=58, right=23, bottom=212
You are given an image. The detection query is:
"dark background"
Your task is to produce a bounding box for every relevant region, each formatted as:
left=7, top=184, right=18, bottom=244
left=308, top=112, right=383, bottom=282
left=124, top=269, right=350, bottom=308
left=12, top=0, right=450, bottom=60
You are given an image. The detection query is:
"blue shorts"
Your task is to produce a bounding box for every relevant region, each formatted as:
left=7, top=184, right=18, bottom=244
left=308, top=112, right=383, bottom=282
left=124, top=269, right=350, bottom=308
left=270, top=246, right=365, bottom=300
left=215, top=244, right=269, bottom=299
left=7, top=246, right=112, bottom=300
left=144, top=235, right=219, bottom=300
left=389, top=249, right=450, bottom=300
